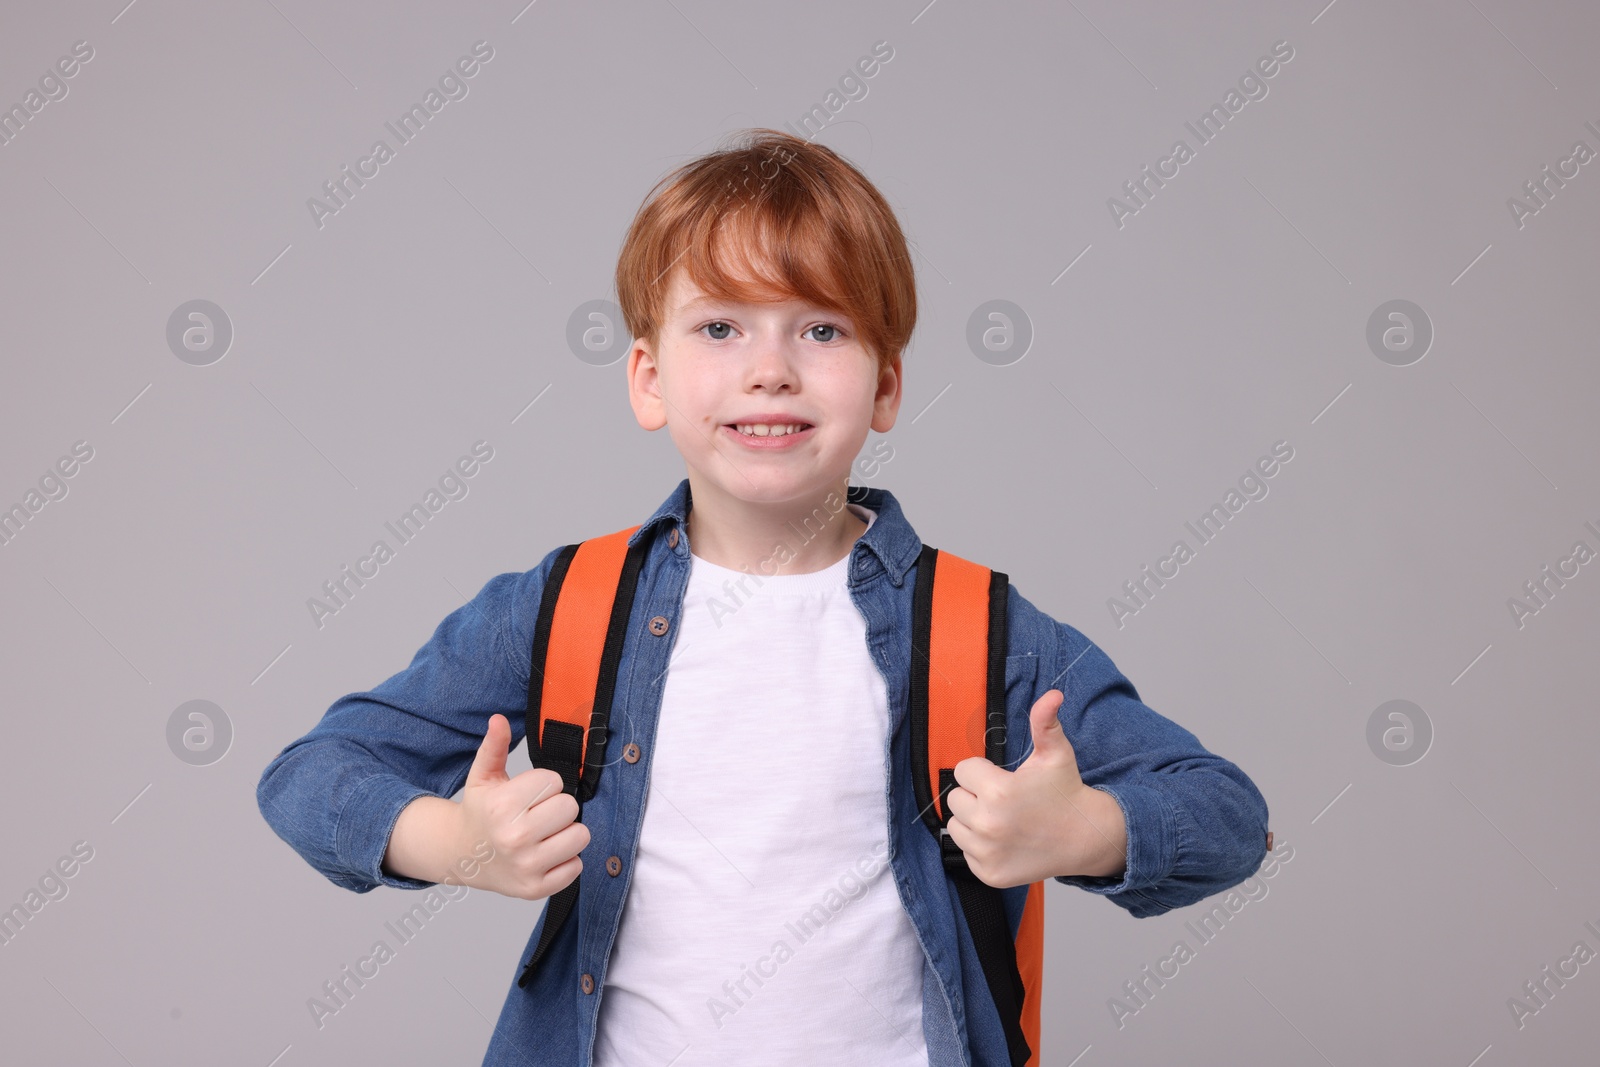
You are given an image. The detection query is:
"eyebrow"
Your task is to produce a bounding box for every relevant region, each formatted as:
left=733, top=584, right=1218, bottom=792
left=675, top=295, right=838, bottom=317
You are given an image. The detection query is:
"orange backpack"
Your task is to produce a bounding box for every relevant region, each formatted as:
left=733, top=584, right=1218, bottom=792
left=514, top=525, right=1043, bottom=1066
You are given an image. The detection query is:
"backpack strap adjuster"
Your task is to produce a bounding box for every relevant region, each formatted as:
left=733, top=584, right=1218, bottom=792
left=936, top=769, right=971, bottom=875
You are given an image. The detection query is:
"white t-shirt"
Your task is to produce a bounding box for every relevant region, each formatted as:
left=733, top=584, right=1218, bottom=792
left=593, top=503, right=929, bottom=1066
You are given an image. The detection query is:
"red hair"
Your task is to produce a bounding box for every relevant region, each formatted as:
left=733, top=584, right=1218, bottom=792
left=615, top=128, right=916, bottom=374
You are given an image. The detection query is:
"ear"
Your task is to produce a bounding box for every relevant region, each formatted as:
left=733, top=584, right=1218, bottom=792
left=870, top=351, right=903, bottom=433
left=627, top=340, right=668, bottom=431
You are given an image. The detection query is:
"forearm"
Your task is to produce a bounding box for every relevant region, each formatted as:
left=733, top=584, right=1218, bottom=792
left=1146, top=766, right=1268, bottom=895
left=1019, top=614, right=1270, bottom=915
left=381, top=795, right=468, bottom=882
left=1081, top=766, right=1268, bottom=915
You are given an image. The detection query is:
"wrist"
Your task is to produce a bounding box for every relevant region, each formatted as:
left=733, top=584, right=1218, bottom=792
left=382, top=794, right=468, bottom=883
left=1065, top=786, right=1128, bottom=880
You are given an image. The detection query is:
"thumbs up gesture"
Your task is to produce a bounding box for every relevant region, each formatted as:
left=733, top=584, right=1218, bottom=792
left=455, top=713, right=591, bottom=900
left=944, top=689, right=1129, bottom=889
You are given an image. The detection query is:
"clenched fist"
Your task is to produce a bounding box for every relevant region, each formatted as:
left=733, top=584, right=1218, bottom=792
left=458, top=713, right=591, bottom=900
left=381, top=713, right=590, bottom=900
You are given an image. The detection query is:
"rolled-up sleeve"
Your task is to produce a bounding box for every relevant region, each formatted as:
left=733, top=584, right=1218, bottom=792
left=1021, top=600, right=1269, bottom=918
left=256, top=554, right=555, bottom=893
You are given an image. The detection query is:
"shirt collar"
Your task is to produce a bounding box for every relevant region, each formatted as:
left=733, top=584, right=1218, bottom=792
left=628, top=477, right=923, bottom=586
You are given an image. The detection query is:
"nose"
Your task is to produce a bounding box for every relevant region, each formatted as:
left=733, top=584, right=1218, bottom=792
left=744, top=332, right=799, bottom=392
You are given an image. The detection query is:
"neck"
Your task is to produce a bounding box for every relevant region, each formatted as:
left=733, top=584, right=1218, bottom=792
left=683, top=473, right=867, bottom=576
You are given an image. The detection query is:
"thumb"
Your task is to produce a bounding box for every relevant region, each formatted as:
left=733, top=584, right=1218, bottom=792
left=1022, top=689, right=1072, bottom=767
left=466, top=713, right=513, bottom=787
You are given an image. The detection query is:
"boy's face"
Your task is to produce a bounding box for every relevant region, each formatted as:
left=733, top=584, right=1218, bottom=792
left=627, top=267, right=901, bottom=508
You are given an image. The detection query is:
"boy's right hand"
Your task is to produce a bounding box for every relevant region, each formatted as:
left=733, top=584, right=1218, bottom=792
left=456, top=713, right=590, bottom=901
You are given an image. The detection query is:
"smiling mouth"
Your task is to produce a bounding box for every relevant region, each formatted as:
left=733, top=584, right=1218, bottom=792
left=723, top=423, right=815, bottom=437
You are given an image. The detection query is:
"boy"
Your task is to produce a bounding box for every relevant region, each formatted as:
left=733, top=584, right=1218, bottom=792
left=257, top=129, right=1269, bottom=1067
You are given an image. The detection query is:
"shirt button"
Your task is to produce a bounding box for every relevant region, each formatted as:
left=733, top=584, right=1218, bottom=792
left=648, top=615, right=670, bottom=636
left=581, top=973, right=595, bottom=994
left=606, top=855, right=622, bottom=876
left=668, top=527, right=679, bottom=548
left=623, top=742, right=641, bottom=764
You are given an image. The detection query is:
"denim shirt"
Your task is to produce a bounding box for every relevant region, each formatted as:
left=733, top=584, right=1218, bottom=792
left=257, top=477, right=1269, bottom=1067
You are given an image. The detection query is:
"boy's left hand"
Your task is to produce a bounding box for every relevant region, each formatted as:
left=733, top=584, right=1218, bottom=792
left=944, top=689, right=1129, bottom=889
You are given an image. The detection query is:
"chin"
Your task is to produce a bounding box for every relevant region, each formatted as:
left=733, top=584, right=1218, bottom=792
left=695, top=468, right=839, bottom=504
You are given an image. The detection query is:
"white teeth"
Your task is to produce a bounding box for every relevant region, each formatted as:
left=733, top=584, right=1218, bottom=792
left=735, top=423, right=805, bottom=437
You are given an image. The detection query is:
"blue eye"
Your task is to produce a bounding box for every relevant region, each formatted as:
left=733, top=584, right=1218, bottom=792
left=697, top=321, right=845, bottom=343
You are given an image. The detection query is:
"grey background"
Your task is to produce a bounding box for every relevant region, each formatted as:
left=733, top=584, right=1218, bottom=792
left=2, top=0, right=1596, bottom=1063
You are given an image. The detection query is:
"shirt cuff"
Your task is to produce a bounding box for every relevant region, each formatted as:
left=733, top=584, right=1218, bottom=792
left=336, top=773, right=441, bottom=892
left=1054, top=782, right=1178, bottom=899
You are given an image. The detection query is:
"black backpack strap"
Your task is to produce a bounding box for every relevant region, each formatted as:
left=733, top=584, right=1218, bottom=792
left=516, top=526, right=648, bottom=990
left=910, top=543, right=1032, bottom=1066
